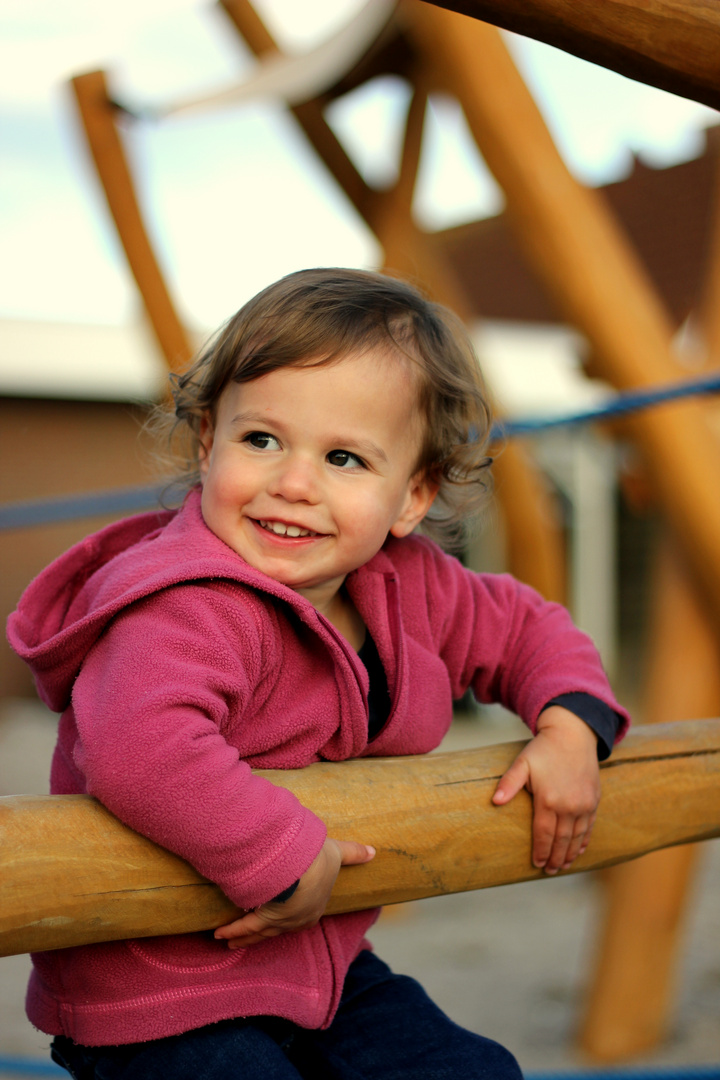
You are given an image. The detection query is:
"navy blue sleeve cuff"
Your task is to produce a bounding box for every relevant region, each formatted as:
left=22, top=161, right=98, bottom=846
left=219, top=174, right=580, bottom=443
left=545, top=692, right=622, bottom=761
left=270, top=880, right=300, bottom=904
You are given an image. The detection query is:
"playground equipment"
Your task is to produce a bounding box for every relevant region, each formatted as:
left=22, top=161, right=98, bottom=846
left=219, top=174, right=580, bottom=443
left=17, top=0, right=719, bottom=1060
left=426, top=0, right=720, bottom=110
left=2, top=719, right=719, bottom=958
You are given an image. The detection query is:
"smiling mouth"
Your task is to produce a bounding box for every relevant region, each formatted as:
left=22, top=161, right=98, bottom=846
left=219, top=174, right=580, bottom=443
left=258, top=519, right=322, bottom=538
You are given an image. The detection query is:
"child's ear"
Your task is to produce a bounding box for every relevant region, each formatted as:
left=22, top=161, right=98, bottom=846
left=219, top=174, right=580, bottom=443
left=197, top=416, right=214, bottom=479
left=390, top=472, right=439, bottom=539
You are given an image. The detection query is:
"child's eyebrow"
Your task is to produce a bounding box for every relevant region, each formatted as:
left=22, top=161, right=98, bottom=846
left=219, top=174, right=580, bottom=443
left=229, top=411, right=271, bottom=429
left=344, top=439, right=388, bottom=464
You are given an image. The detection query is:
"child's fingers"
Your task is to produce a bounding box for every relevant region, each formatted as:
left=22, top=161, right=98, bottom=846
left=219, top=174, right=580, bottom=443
left=334, top=839, right=376, bottom=866
left=541, top=813, right=577, bottom=874
left=226, top=924, right=285, bottom=949
left=492, top=754, right=531, bottom=805
left=538, top=811, right=596, bottom=874
left=214, top=837, right=374, bottom=951
left=213, top=914, right=252, bottom=939
left=561, top=811, right=597, bottom=869
left=214, top=909, right=283, bottom=947
left=530, top=803, right=558, bottom=870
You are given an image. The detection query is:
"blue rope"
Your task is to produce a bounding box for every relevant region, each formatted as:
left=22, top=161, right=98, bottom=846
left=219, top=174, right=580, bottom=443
left=3, top=373, right=720, bottom=532
left=491, top=372, right=720, bottom=440
left=0, top=1055, right=717, bottom=1079
left=0, top=1055, right=64, bottom=1076
left=0, top=484, right=169, bottom=532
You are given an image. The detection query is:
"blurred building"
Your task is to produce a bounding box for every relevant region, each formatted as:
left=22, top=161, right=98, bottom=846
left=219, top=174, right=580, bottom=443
left=0, top=319, right=169, bottom=697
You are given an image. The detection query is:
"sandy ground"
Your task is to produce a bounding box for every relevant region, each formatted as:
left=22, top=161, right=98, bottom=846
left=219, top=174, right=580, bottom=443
left=1, top=698, right=718, bottom=1077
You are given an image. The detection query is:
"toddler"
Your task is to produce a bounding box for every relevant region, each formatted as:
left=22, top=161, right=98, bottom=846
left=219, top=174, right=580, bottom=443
left=9, top=268, right=629, bottom=1079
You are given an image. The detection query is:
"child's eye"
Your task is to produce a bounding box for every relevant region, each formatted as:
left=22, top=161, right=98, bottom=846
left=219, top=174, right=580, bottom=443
left=245, top=431, right=280, bottom=451
left=327, top=450, right=364, bottom=469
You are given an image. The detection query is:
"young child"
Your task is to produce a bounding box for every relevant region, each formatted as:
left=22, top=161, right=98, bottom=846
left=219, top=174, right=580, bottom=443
left=9, top=268, right=629, bottom=1079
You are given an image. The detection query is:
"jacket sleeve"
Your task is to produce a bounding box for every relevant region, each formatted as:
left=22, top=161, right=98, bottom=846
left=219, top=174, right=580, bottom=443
left=415, top=542, right=630, bottom=742
left=70, top=582, right=327, bottom=910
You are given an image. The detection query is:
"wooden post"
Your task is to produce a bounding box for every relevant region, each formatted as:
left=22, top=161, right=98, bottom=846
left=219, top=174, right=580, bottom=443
left=580, top=544, right=720, bottom=1060
left=699, top=142, right=720, bottom=370
left=1, top=720, right=719, bottom=958
left=579, top=131, right=720, bottom=1063
left=70, top=71, right=193, bottom=374
left=420, top=0, right=720, bottom=110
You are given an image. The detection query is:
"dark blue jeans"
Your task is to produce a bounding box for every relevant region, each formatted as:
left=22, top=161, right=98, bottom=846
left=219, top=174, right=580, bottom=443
left=51, top=950, right=523, bottom=1079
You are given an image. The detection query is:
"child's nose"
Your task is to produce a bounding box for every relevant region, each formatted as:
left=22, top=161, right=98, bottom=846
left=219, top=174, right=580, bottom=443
left=269, top=456, right=321, bottom=503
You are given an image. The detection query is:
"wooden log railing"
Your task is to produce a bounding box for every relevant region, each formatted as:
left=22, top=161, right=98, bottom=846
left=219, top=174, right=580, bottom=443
left=423, top=0, right=720, bottom=111
left=1, top=719, right=719, bottom=958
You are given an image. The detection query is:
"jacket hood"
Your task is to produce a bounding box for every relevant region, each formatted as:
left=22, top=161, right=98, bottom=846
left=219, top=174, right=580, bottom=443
left=7, top=489, right=333, bottom=712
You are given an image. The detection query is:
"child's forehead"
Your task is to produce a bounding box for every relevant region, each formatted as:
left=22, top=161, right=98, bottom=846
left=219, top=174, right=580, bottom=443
left=219, top=349, right=425, bottom=442
left=312, top=345, right=418, bottom=379
left=226, top=344, right=421, bottom=394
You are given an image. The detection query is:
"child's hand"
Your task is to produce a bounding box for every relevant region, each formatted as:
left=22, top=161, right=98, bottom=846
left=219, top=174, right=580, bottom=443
left=214, top=838, right=375, bottom=948
left=492, top=706, right=601, bottom=874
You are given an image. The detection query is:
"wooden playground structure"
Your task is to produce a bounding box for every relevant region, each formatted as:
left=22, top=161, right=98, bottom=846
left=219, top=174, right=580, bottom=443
left=3, top=718, right=720, bottom=953
left=3, top=0, right=720, bottom=1065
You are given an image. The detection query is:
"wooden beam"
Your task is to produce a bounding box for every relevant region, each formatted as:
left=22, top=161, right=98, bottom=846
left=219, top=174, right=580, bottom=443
left=419, top=0, right=720, bottom=111
left=579, top=543, right=720, bottom=1061
left=71, top=71, right=193, bottom=374
left=1, top=720, right=719, bottom=958
left=699, top=149, right=720, bottom=370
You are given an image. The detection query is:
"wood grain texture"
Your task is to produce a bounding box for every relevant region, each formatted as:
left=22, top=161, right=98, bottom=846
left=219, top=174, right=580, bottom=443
left=1, top=720, right=719, bottom=957
left=421, top=0, right=720, bottom=109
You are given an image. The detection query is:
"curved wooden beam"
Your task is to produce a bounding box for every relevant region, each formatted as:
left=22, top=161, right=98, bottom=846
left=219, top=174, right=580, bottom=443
left=1, top=719, right=719, bottom=958
left=420, top=0, right=720, bottom=111
left=70, top=71, right=193, bottom=374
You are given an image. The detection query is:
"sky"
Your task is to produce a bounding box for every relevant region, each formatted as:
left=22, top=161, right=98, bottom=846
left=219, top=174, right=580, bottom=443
left=0, top=0, right=718, bottom=333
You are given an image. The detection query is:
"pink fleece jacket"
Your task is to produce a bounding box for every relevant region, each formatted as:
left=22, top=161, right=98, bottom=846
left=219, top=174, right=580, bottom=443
left=8, top=489, right=629, bottom=1046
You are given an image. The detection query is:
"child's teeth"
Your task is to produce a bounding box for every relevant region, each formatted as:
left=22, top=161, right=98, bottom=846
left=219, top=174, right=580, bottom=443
left=261, top=520, right=313, bottom=537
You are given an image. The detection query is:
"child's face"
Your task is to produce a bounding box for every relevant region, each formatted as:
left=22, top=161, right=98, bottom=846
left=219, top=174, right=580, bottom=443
left=198, top=350, right=437, bottom=616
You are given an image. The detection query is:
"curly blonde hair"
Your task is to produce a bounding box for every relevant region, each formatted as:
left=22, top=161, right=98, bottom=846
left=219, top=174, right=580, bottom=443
left=159, top=268, right=493, bottom=549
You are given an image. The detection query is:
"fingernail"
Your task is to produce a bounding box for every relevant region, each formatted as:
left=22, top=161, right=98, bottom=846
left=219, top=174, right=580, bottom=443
left=366, top=846, right=376, bottom=858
